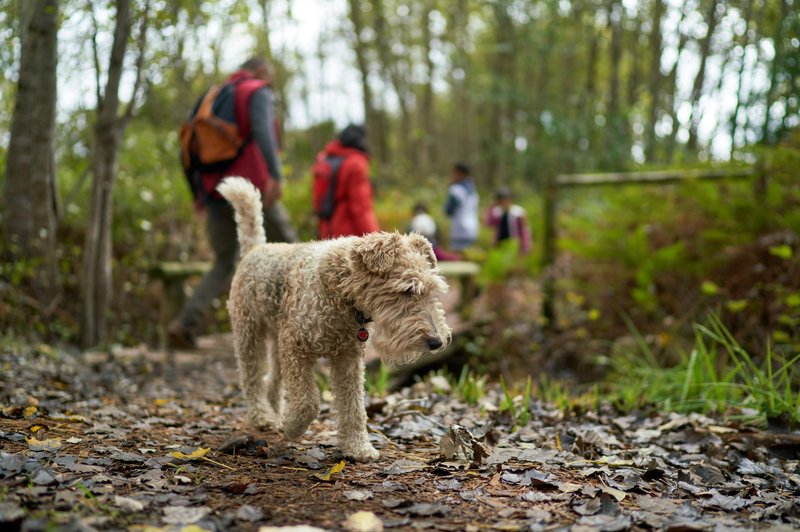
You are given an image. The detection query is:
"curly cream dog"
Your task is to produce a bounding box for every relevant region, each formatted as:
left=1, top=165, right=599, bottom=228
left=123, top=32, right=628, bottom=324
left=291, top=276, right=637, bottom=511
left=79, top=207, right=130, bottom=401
left=218, top=177, right=451, bottom=461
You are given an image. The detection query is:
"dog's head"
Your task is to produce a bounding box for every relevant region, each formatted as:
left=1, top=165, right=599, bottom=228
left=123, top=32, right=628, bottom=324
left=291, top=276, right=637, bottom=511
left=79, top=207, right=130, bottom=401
left=348, top=232, right=452, bottom=365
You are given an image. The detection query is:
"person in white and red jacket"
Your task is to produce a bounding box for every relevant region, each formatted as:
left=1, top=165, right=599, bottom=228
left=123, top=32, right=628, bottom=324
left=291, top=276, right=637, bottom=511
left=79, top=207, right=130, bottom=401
left=485, top=187, right=532, bottom=254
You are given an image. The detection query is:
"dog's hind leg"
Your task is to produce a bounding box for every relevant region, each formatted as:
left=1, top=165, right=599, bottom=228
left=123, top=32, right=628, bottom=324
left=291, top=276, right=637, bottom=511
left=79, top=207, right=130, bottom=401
left=278, top=344, right=319, bottom=440
left=232, top=317, right=277, bottom=429
left=265, top=334, right=283, bottom=421
left=330, top=354, right=379, bottom=461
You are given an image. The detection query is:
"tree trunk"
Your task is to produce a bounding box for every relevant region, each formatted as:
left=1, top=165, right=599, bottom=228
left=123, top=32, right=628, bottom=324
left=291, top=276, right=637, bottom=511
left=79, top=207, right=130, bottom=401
left=644, top=0, right=664, bottom=162
left=626, top=10, right=642, bottom=108
left=81, top=0, right=141, bottom=347
left=607, top=0, right=622, bottom=117
left=346, top=0, right=383, bottom=166
left=663, top=3, right=690, bottom=161
left=686, top=0, right=721, bottom=152
left=371, top=0, right=414, bottom=169
left=729, top=0, right=754, bottom=157
left=419, top=0, right=436, bottom=175
left=3, top=0, right=60, bottom=305
left=760, top=0, right=789, bottom=145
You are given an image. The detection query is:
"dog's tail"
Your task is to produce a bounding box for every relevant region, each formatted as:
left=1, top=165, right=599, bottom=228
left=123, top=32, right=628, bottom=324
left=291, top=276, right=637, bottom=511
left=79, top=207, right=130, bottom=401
left=216, top=177, right=267, bottom=257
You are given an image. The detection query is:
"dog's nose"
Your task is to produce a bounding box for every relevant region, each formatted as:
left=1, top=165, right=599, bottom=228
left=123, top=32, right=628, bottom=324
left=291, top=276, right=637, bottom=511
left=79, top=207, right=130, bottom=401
left=427, top=337, right=443, bottom=350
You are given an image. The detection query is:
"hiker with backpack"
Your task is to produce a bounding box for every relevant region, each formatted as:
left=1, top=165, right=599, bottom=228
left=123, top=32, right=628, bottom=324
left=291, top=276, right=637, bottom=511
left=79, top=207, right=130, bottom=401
left=169, top=56, right=297, bottom=349
left=312, top=124, right=379, bottom=239
left=485, top=187, right=532, bottom=254
left=444, top=162, right=480, bottom=252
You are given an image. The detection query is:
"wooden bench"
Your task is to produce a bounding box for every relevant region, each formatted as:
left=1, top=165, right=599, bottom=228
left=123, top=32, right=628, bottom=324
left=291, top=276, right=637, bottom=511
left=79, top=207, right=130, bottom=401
left=150, top=262, right=213, bottom=349
left=151, top=259, right=481, bottom=347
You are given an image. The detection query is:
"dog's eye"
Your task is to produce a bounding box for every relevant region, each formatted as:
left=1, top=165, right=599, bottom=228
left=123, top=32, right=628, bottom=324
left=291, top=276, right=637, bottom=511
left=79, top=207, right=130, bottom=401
left=403, top=287, right=415, bottom=296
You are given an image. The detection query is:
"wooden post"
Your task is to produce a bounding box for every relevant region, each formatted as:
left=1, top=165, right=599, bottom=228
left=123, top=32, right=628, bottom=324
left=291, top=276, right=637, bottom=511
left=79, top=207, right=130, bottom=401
left=541, top=179, right=557, bottom=327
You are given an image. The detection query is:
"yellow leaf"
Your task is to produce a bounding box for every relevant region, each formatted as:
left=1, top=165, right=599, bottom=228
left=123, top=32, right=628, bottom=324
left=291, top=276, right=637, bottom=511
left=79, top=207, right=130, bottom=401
left=154, top=399, right=170, bottom=406
left=48, top=414, right=89, bottom=424
left=29, top=425, right=46, bottom=433
left=23, top=406, right=37, bottom=418
left=314, top=460, right=346, bottom=481
left=180, top=526, right=212, bottom=532
left=26, top=435, right=62, bottom=452
left=171, top=448, right=210, bottom=460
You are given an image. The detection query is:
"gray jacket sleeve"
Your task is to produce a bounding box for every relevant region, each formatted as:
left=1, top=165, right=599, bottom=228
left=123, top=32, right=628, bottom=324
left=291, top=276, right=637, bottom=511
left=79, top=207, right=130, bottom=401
left=249, top=87, right=282, bottom=181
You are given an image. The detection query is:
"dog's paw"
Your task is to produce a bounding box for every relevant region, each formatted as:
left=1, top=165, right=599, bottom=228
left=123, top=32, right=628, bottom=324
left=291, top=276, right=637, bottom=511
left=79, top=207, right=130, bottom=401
left=341, top=441, right=380, bottom=462
left=247, top=408, right=278, bottom=430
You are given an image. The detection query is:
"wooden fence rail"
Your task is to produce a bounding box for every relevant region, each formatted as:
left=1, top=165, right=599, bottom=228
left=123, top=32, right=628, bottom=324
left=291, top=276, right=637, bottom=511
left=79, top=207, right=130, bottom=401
left=540, top=166, right=759, bottom=326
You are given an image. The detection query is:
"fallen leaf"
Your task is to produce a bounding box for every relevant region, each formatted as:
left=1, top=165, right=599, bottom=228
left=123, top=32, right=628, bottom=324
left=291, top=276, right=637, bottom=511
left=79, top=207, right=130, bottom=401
left=342, top=510, right=383, bottom=532
left=314, top=460, right=345, bottom=482
left=343, top=490, right=374, bottom=501
left=25, top=435, right=61, bottom=452
left=600, top=485, right=628, bottom=502
left=258, top=526, right=326, bottom=532
left=171, top=447, right=234, bottom=470
left=114, top=495, right=145, bottom=512
left=162, top=506, right=210, bottom=525
left=236, top=504, right=264, bottom=522
left=395, top=502, right=448, bottom=516
left=48, top=414, right=89, bottom=424
left=171, top=448, right=210, bottom=460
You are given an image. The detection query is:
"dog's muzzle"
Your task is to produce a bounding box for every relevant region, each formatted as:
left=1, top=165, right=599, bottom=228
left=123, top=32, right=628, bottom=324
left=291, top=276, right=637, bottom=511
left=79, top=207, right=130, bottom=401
left=427, top=337, right=444, bottom=350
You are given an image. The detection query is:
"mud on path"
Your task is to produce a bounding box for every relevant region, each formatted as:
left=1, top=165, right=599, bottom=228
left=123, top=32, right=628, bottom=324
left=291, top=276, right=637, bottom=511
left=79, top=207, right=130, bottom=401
left=1, top=336, right=799, bottom=531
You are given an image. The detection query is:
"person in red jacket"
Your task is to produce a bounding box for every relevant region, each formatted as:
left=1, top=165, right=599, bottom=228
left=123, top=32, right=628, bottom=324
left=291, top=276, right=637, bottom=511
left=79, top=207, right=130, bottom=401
left=168, top=56, right=297, bottom=349
left=313, top=124, right=379, bottom=239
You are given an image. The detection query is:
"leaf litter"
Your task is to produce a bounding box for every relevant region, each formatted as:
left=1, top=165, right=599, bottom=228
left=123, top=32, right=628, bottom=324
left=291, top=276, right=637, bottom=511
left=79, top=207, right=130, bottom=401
left=1, top=341, right=799, bottom=530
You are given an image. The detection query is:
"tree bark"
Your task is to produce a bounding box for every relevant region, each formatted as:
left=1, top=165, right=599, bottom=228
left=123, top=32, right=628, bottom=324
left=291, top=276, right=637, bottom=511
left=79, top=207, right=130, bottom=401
left=81, top=0, right=148, bottom=347
left=728, top=0, right=755, bottom=157
left=663, top=2, right=690, bottom=161
left=686, top=0, right=721, bottom=152
left=346, top=0, right=384, bottom=165
left=3, top=0, right=60, bottom=305
left=644, top=0, right=664, bottom=162
left=760, top=0, right=789, bottom=145
left=370, top=0, right=414, bottom=167
left=419, top=0, right=437, bottom=174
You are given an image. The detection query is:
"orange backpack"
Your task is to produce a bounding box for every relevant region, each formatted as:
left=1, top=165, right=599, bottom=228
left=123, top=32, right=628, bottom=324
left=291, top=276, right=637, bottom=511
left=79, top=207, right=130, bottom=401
left=180, top=84, right=245, bottom=198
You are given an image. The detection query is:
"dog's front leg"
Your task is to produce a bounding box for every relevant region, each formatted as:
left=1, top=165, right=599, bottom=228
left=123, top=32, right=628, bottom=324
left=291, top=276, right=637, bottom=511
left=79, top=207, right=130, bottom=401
left=279, top=352, right=320, bottom=440
left=330, top=354, right=379, bottom=462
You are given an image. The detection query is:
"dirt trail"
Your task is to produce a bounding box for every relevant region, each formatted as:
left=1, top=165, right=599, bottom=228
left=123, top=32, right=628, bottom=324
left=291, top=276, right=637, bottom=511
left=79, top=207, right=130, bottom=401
left=1, top=337, right=799, bottom=531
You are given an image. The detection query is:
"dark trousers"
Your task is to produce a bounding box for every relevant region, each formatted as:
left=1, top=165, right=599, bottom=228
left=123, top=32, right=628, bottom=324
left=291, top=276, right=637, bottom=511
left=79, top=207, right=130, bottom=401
left=177, top=199, right=297, bottom=331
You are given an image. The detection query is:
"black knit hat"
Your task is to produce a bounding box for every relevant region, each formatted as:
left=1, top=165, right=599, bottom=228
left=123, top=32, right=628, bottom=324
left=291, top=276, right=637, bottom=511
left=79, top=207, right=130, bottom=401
left=339, top=124, right=368, bottom=153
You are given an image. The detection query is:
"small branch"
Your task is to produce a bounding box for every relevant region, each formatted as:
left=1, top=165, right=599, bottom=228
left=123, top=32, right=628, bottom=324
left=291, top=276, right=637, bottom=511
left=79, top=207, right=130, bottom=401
left=122, top=0, right=151, bottom=122
left=89, top=0, right=102, bottom=107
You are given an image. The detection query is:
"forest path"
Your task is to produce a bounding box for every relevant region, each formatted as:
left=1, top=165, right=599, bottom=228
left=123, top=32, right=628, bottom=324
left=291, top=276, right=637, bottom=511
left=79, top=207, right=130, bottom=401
left=1, top=338, right=798, bottom=531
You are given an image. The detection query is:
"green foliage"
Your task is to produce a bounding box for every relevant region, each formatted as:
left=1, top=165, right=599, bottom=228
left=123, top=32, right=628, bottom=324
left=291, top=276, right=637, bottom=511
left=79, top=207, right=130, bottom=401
left=609, top=314, right=800, bottom=427
left=451, top=365, right=488, bottom=406
left=499, top=375, right=532, bottom=429
left=365, top=363, right=391, bottom=398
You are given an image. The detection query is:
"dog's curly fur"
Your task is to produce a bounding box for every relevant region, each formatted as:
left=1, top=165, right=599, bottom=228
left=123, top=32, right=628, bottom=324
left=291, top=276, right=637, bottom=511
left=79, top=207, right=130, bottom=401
left=218, top=177, right=452, bottom=461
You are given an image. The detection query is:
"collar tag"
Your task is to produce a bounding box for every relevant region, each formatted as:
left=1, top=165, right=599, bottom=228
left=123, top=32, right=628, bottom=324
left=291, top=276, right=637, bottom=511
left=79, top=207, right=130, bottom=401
left=357, top=328, right=369, bottom=342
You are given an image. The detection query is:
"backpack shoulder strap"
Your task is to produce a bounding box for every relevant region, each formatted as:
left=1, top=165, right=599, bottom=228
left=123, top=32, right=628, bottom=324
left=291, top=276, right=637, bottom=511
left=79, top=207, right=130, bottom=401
left=319, top=155, right=346, bottom=220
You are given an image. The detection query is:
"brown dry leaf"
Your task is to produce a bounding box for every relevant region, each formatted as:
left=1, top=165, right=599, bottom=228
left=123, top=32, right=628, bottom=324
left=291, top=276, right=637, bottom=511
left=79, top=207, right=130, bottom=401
left=600, top=484, right=628, bottom=502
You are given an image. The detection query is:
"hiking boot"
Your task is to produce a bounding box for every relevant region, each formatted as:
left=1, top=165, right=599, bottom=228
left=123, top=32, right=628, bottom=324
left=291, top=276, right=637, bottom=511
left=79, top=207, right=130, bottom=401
left=167, top=319, right=197, bottom=350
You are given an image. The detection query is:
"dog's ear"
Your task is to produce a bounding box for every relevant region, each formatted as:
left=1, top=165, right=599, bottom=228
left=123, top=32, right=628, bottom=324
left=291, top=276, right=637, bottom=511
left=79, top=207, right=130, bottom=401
left=352, top=232, right=399, bottom=274
left=406, top=233, right=437, bottom=269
